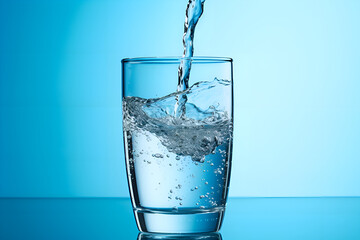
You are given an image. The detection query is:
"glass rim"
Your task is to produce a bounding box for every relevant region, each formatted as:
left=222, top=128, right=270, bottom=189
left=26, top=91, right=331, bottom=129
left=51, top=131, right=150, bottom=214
left=121, top=56, right=233, bottom=64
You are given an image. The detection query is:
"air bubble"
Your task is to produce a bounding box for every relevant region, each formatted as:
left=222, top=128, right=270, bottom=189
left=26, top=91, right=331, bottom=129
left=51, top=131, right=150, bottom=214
left=152, top=153, right=164, bottom=158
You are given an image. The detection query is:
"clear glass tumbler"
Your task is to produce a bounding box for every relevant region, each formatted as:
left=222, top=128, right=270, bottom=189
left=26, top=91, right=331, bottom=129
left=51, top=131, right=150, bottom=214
left=122, top=57, right=233, bottom=233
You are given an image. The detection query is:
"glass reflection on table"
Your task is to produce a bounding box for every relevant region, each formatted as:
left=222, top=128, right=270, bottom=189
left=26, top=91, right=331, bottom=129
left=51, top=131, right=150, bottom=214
left=1, top=197, right=360, bottom=239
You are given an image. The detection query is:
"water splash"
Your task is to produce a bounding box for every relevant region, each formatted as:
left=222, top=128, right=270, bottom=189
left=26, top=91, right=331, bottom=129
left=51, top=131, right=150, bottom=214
left=123, top=78, right=232, bottom=162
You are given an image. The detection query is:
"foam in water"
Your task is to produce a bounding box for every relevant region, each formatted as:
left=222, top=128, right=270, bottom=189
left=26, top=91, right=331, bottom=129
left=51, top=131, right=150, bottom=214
left=123, top=78, right=232, bottom=162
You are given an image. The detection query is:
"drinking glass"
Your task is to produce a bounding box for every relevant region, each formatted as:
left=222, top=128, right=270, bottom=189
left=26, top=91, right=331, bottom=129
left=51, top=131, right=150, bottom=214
left=122, top=57, right=233, bottom=233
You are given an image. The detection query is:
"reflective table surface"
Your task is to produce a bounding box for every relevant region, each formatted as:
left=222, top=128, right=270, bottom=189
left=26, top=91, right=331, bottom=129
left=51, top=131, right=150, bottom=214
left=1, top=197, right=359, bottom=239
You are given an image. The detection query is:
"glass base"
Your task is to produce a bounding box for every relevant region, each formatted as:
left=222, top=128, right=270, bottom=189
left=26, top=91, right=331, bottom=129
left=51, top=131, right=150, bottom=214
left=134, top=207, right=225, bottom=233
left=138, top=232, right=222, bottom=240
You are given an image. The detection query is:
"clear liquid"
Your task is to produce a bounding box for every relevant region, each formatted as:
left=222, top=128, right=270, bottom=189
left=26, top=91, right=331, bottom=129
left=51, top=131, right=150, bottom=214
left=175, top=0, right=206, bottom=117
left=123, top=79, right=232, bottom=211
left=125, top=131, right=231, bottom=211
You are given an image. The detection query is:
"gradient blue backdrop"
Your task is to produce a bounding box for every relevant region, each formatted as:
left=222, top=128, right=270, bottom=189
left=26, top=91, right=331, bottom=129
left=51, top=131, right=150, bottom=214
left=1, top=0, right=359, bottom=197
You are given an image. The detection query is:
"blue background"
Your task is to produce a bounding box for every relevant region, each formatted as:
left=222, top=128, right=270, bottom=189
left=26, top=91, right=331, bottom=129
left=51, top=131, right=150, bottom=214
left=1, top=0, right=359, bottom=197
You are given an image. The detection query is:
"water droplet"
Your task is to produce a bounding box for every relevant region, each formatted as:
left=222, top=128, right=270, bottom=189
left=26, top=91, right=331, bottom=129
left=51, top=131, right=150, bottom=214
left=169, top=163, right=172, bottom=166
left=170, top=189, right=173, bottom=193
left=200, top=206, right=205, bottom=209
left=210, top=163, right=214, bottom=166
left=200, top=195, right=205, bottom=199
left=176, top=156, right=180, bottom=161
left=195, top=186, right=198, bottom=190
left=147, top=161, right=151, bottom=164
left=205, top=181, right=208, bottom=185
left=211, top=187, right=214, bottom=190
left=179, top=202, right=183, bottom=206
